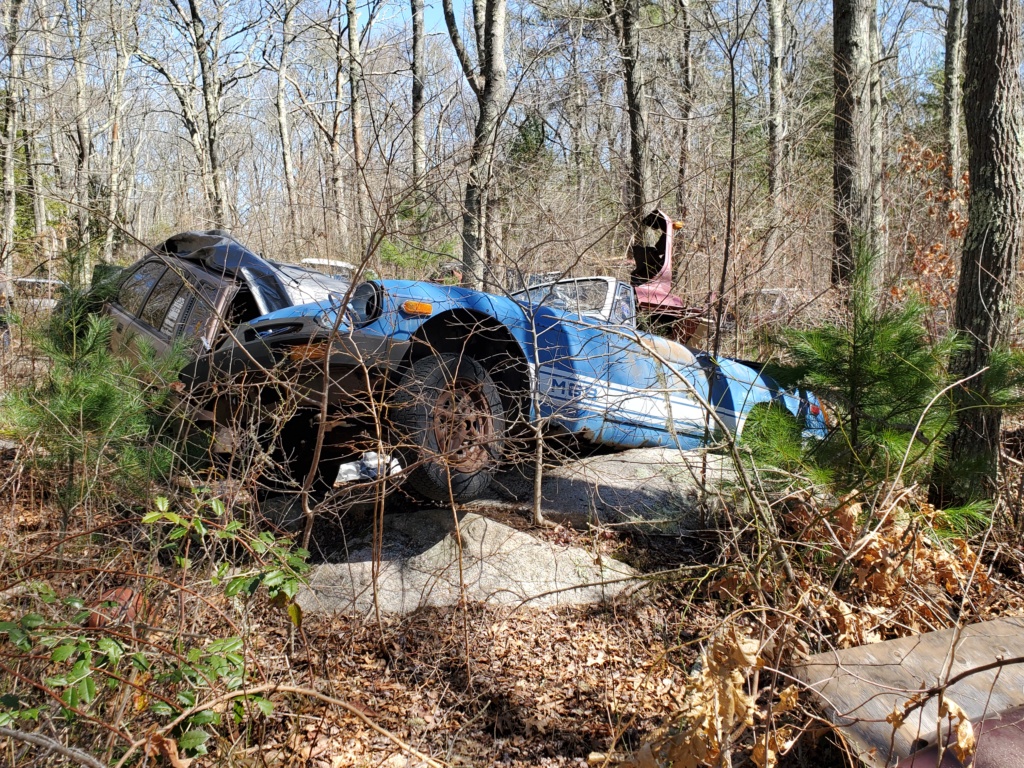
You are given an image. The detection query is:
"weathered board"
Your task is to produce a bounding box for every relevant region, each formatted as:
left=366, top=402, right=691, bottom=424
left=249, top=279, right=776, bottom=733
left=795, top=617, right=1024, bottom=766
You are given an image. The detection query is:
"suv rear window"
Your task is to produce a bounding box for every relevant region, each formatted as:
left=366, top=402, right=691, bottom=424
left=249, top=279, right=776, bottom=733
left=118, top=262, right=165, bottom=316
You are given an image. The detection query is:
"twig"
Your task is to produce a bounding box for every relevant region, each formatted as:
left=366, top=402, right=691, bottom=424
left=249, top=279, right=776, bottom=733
left=0, top=726, right=110, bottom=768
left=114, top=682, right=446, bottom=768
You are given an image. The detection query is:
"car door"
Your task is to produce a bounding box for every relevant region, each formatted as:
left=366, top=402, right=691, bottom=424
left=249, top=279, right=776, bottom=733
left=592, top=326, right=713, bottom=450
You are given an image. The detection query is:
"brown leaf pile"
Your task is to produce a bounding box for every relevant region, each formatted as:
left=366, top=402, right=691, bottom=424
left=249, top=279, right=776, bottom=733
left=226, top=600, right=704, bottom=767
left=785, top=493, right=992, bottom=646
left=618, top=628, right=799, bottom=768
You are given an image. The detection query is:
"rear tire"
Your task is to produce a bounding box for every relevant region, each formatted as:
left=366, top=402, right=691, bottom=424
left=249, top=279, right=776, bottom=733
left=392, top=353, right=505, bottom=502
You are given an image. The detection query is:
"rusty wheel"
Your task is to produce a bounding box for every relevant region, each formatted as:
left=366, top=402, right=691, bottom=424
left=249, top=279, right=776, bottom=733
left=392, top=353, right=505, bottom=502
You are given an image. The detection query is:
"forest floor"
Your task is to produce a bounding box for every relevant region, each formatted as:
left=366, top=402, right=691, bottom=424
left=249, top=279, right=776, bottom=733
left=6, top=448, right=1024, bottom=768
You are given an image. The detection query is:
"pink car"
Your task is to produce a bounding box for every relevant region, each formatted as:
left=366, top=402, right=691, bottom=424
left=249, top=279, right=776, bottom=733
left=629, top=209, right=711, bottom=344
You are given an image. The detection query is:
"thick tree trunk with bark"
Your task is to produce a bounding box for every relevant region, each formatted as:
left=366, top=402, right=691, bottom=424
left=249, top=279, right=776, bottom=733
left=832, top=0, right=876, bottom=285
left=929, top=0, right=1024, bottom=506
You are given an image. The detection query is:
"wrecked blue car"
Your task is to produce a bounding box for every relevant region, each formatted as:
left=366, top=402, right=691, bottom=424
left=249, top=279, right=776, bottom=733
left=221, top=273, right=826, bottom=502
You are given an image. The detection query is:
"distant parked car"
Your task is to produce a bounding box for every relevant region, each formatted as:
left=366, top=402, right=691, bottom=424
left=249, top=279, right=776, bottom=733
left=13, top=277, right=65, bottom=316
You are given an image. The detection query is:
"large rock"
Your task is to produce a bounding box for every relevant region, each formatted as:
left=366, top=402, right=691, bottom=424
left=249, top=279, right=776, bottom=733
left=481, top=447, right=733, bottom=531
left=297, top=510, right=638, bottom=616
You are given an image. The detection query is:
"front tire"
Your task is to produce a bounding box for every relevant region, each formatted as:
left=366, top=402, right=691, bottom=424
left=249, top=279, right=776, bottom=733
left=392, top=353, right=505, bottom=502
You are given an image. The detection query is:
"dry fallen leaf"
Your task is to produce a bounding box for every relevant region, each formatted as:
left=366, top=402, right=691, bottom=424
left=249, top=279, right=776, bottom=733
left=886, top=704, right=906, bottom=730
left=939, top=697, right=976, bottom=762
left=773, top=685, right=797, bottom=713
left=145, top=733, right=192, bottom=768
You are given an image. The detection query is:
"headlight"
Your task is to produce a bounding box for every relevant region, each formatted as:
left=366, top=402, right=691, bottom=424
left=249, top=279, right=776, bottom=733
left=347, top=281, right=384, bottom=326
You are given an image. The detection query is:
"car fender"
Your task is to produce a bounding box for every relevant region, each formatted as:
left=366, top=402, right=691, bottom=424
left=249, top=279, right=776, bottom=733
left=705, top=356, right=785, bottom=435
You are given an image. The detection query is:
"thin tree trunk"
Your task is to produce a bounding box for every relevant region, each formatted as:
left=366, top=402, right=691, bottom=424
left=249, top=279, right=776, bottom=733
left=605, top=0, right=650, bottom=229
left=277, top=2, right=298, bottom=242
left=868, top=10, right=884, bottom=272
left=24, top=98, right=48, bottom=260
left=1, top=0, right=23, bottom=278
left=675, top=0, right=692, bottom=220
left=331, top=25, right=349, bottom=252
left=765, top=0, right=784, bottom=255
left=942, top=0, right=965, bottom=200
left=929, top=0, right=1024, bottom=506
left=102, top=8, right=131, bottom=264
left=73, top=58, right=91, bottom=255
left=411, top=0, right=426, bottom=221
left=832, top=0, right=875, bottom=285
left=347, top=0, right=367, bottom=256
left=187, top=0, right=227, bottom=227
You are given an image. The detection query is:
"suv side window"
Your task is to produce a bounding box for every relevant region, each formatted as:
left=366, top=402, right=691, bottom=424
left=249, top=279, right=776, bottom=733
left=139, top=268, right=185, bottom=333
left=117, top=261, right=166, bottom=316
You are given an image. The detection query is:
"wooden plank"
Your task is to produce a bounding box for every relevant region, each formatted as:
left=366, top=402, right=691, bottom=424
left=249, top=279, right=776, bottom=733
left=795, top=617, right=1024, bottom=766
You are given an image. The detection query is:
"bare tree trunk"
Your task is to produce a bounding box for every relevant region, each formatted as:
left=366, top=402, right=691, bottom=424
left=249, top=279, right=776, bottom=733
left=331, top=24, right=349, bottom=252
left=347, top=0, right=367, bottom=256
left=276, top=1, right=299, bottom=242
left=1, top=0, right=24, bottom=278
left=832, top=0, right=875, bottom=285
left=140, top=50, right=215, bottom=215
left=102, top=2, right=133, bottom=264
left=868, top=10, right=885, bottom=271
left=24, top=97, right=48, bottom=261
left=444, top=0, right=507, bottom=290
left=73, top=56, right=91, bottom=256
left=765, top=0, right=784, bottom=254
left=929, top=0, right=1024, bottom=507
left=187, top=0, right=228, bottom=227
left=605, top=0, right=650, bottom=229
left=675, top=0, right=692, bottom=220
left=411, top=0, right=426, bottom=221
left=942, top=0, right=965, bottom=200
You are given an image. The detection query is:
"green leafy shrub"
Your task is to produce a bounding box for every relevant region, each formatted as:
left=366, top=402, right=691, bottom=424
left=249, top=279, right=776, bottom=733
left=0, top=496, right=308, bottom=761
left=0, top=311, right=187, bottom=523
left=752, top=255, right=965, bottom=494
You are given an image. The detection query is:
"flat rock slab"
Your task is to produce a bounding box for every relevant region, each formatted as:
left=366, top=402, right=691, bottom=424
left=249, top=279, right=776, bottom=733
left=480, top=447, right=733, bottom=531
left=298, top=510, right=639, bottom=617
left=796, top=617, right=1024, bottom=767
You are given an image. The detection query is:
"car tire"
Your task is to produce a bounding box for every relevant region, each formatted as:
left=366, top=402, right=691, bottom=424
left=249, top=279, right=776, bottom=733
left=392, top=353, right=505, bottom=502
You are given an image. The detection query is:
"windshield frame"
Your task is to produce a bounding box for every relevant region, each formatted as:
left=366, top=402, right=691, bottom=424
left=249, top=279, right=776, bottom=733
left=511, top=276, right=635, bottom=327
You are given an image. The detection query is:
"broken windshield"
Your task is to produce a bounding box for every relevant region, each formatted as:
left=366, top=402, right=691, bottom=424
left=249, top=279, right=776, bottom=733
left=511, top=278, right=611, bottom=319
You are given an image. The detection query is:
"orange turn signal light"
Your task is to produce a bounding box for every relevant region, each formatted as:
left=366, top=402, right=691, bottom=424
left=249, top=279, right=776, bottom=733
left=288, top=342, right=328, bottom=362
left=402, top=300, right=433, bottom=316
